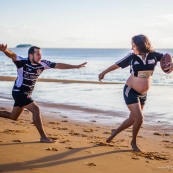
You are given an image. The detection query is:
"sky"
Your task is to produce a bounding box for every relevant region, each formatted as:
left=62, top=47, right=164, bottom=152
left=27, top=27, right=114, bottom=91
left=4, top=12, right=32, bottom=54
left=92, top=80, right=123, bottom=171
left=0, top=0, right=173, bottom=48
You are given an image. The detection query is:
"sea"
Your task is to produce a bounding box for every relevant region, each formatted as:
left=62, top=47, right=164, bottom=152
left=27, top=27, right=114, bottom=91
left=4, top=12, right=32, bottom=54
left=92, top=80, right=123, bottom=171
left=0, top=48, right=173, bottom=127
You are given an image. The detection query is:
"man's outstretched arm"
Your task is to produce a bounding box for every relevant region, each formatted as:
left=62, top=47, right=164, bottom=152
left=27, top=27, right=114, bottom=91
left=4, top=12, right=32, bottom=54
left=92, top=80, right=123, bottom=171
left=55, top=62, right=87, bottom=69
left=0, top=44, right=17, bottom=61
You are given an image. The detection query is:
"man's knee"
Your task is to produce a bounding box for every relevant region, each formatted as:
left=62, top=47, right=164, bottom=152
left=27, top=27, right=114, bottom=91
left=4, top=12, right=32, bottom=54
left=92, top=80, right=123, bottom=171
left=11, top=116, right=18, bottom=121
left=30, top=105, right=40, bottom=115
left=10, top=113, right=19, bottom=121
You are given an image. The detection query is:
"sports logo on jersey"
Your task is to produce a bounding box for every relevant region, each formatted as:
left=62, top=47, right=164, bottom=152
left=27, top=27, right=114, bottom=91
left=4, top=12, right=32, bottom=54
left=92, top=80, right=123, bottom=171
left=148, top=59, right=155, bottom=64
left=37, top=69, right=43, bottom=75
left=27, top=67, right=32, bottom=72
left=134, top=61, right=140, bottom=65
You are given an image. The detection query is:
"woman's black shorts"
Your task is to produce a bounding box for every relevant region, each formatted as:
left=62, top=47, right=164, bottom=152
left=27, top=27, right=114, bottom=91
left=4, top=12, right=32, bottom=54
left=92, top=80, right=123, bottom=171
left=123, top=85, right=147, bottom=105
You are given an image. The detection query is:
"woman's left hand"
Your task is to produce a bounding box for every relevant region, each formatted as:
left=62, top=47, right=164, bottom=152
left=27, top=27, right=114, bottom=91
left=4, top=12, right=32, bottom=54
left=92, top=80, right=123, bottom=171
left=164, top=62, right=173, bottom=74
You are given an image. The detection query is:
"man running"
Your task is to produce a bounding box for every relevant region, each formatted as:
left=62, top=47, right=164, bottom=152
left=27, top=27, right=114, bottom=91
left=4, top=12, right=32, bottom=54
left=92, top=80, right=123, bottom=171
left=0, top=44, right=87, bottom=143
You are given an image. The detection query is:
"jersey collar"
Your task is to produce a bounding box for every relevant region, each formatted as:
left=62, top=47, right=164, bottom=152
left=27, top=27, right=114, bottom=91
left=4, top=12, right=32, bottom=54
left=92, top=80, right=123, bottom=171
left=136, top=53, right=149, bottom=65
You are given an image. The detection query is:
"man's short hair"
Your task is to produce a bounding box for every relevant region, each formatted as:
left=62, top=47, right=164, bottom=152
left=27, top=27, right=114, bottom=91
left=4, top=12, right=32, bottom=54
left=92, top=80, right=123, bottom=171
left=28, top=46, right=40, bottom=56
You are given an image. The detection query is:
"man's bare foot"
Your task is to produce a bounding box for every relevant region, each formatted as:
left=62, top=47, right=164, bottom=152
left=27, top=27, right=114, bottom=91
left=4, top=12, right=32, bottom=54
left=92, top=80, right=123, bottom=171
left=131, top=141, right=141, bottom=152
left=106, top=129, right=117, bottom=143
left=40, top=137, right=56, bottom=143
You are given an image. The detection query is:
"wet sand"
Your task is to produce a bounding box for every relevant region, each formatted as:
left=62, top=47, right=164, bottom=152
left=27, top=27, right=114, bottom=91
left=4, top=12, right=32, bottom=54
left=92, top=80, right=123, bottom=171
left=0, top=76, right=123, bottom=84
left=0, top=101, right=173, bottom=173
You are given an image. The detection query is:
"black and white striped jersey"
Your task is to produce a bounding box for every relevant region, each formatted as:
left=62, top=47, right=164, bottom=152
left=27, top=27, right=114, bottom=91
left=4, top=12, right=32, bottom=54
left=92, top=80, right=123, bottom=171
left=116, top=52, right=164, bottom=77
left=12, top=56, right=56, bottom=95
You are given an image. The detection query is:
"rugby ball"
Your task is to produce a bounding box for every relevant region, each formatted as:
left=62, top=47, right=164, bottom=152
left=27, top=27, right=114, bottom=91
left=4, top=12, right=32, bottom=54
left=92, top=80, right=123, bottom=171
left=160, top=53, right=172, bottom=73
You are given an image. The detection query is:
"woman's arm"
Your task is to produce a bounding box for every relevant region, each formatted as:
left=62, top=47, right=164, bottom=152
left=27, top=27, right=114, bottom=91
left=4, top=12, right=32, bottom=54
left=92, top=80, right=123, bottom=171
left=0, top=44, right=17, bottom=61
left=98, top=64, right=120, bottom=82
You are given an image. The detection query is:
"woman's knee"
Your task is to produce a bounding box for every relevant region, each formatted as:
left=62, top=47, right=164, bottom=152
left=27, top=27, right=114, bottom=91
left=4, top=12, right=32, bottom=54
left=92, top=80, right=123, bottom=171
left=134, top=115, right=143, bottom=123
left=129, top=116, right=135, bottom=123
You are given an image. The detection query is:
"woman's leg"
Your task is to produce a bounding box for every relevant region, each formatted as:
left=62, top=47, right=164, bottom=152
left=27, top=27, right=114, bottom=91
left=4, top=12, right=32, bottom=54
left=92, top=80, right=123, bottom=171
left=128, top=103, right=143, bottom=152
left=106, top=112, right=135, bottom=143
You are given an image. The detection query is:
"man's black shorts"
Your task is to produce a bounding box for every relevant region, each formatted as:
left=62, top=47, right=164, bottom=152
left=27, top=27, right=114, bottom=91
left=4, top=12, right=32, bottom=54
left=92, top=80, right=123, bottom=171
left=12, top=91, right=34, bottom=107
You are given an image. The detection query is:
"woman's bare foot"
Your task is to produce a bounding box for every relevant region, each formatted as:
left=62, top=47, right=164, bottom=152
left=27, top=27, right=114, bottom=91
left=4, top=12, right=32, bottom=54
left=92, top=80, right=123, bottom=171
left=106, top=129, right=117, bottom=143
left=131, top=141, right=141, bottom=152
left=40, top=137, right=56, bottom=143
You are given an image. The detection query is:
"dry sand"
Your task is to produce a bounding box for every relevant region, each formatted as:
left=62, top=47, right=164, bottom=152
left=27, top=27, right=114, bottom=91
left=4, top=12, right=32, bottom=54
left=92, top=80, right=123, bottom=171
left=0, top=102, right=173, bottom=173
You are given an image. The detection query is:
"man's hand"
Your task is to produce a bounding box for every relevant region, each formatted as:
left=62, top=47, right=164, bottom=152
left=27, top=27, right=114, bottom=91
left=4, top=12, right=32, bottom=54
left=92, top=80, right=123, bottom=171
left=98, top=72, right=105, bottom=82
left=77, top=62, right=87, bottom=68
left=0, top=44, right=17, bottom=61
left=0, top=44, right=7, bottom=52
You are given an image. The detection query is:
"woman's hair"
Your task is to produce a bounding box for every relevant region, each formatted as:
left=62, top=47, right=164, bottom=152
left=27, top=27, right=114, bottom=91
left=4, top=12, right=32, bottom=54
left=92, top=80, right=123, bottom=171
left=132, top=34, right=153, bottom=54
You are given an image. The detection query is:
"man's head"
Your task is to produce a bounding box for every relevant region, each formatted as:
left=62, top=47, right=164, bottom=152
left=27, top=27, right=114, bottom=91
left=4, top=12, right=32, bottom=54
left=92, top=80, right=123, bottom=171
left=28, top=46, right=42, bottom=63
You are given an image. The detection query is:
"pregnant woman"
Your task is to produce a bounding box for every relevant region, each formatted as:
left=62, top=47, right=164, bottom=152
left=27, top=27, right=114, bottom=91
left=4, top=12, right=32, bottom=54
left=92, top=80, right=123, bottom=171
left=99, top=34, right=167, bottom=152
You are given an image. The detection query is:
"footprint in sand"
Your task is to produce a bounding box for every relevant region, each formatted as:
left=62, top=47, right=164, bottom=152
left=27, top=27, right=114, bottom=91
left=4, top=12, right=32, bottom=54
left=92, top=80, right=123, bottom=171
left=154, top=132, right=171, bottom=136
left=164, top=144, right=173, bottom=149
left=65, top=146, right=74, bottom=150
left=133, top=152, right=170, bottom=160
left=81, top=134, right=88, bottom=137
left=68, top=132, right=80, bottom=136
left=85, top=162, right=96, bottom=167
left=129, top=135, right=143, bottom=138
left=48, top=122, right=57, bottom=124
left=161, top=140, right=170, bottom=143
left=164, top=133, right=171, bottom=136
left=61, top=120, right=68, bottom=122
left=12, top=139, right=21, bottom=143
left=61, top=116, right=68, bottom=119
left=57, top=127, right=68, bottom=130
left=103, top=131, right=111, bottom=134
left=3, top=129, right=26, bottom=135
left=131, top=156, right=140, bottom=160
left=46, top=147, right=58, bottom=151
left=59, top=140, right=71, bottom=143
left=153, top=132, right=162, bottom=136
left=83, top=129, right=94, bottom=133
left=94, top=141, right=114, bottom=147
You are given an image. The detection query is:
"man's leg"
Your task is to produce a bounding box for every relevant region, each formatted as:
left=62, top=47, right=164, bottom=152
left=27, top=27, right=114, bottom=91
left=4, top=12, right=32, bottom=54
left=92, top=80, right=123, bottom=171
left=0, top=106, right=24, bottom=120
left=24, top=102, right=56, bottom=143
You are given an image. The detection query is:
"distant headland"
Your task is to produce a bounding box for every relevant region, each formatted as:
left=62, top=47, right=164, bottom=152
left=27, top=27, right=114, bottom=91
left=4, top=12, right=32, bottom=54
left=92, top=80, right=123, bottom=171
left=16, top=44, right=32, bottom=48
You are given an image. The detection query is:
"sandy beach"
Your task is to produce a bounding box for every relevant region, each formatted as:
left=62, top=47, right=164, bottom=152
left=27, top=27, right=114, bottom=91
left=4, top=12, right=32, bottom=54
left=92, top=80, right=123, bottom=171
left=0, top=98, right=173, bottom=173
left=1, top=0, right=173, bottom=172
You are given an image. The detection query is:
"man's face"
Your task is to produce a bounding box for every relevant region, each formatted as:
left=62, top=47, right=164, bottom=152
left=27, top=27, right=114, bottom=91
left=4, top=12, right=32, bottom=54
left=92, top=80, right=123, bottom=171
left=32, top=48, right=42, bottom=62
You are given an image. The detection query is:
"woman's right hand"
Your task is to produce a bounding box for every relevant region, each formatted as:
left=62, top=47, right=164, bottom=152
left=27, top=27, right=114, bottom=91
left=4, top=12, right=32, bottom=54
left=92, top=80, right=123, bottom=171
left=98, top=72, right=105, bottom=82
